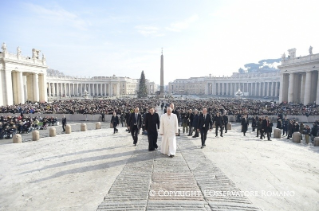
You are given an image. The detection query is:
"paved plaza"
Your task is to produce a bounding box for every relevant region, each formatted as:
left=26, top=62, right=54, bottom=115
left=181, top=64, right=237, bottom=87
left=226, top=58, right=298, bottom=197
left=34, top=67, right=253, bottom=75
left=1, top=116, right=319, bottom=210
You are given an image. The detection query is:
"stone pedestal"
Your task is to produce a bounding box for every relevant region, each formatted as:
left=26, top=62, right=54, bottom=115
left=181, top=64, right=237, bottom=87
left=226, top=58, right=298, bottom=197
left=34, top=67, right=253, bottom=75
left=292, top=132, right=301, bottom=143
left=81, top=123, right=87, bottom=131
left=65, top=124, right=71, bottom=134
left=314, top=137, right=319, bottom=146
left=49, top=127, right=56, bottom=137
left=13, top=134, right=22, bottom=143
left=274, top=128, right=281, bottom=138
left=32, top=130, right=39, bottom=141
left=227, top=123, right=231, bottom=130
left=96, top=122, right=101, bottom=130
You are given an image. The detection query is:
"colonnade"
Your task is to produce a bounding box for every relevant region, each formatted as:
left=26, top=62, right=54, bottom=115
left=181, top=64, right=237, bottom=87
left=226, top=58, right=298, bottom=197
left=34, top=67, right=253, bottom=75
left=206, top=81, right=280, bottom=97
left=280, top=70, right=319, bottom=104
left=9, top=71, right=47, bottom=104
left=47, top=82, right=120, bottom=97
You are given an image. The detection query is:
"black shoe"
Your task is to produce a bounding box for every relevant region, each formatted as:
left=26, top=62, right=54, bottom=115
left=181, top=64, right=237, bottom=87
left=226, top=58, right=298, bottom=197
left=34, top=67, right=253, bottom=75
left=221, top=135, right=223, bottom=137
left=268, top=139, right=272, bottom=141
left=169, top=155, right=174, bottom=158
left=225, top=131, right=227, bottom=133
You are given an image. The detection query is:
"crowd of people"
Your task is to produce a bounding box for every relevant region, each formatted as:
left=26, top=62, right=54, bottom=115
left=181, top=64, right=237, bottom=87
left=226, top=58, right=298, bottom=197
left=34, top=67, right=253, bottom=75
left=1, top=98, right=319, bottom=145
left=0, top=98, right=318, bottom=116
left=0, top=115, right=58, bottom=139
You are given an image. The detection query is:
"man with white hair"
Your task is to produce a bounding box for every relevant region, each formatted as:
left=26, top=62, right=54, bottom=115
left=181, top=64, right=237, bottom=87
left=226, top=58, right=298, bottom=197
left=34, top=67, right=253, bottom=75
left=159, top=107, right=179, bottom=157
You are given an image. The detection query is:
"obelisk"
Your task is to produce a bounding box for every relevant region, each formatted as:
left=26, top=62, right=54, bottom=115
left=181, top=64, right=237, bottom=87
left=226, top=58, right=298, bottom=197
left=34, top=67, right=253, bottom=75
left=160, top=48, right=164, bottom=97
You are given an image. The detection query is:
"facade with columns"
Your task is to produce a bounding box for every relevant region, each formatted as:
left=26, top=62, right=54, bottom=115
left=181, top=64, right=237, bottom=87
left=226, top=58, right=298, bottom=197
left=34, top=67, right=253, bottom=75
left=0, top=42, right=157, bottom=106
left=46, top=70, right=157, bottom=99
left=0, top=43, right=47, bottom=106
left=278, top=47, right=319, bottom=105
left=169, top=71, right=280, bottom=98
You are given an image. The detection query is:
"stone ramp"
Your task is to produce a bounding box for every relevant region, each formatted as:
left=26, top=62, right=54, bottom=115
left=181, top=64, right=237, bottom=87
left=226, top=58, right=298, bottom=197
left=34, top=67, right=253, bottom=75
left=97, top=134, right=259, bottom=210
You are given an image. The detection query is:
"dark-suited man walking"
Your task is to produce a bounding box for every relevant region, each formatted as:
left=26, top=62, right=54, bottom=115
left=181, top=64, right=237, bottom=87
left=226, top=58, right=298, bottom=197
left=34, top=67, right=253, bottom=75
left=62, top=115, right=66, bottom=132
left=128, top=107, right=142, bottom=146
left=223, top=113, right=228, bottom=133
left=197, top=108, right=212, bottom=149
left=261, top=116, right=272, bottom=141
left=241, top=114, right=249, bottom=136
left=213, top=112, right=224, bottom=137
left=144, top=107, right=160, bottom=151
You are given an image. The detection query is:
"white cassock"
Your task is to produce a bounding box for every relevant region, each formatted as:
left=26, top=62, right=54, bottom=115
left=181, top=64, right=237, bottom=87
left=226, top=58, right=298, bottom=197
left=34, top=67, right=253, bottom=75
left=159, top=113, right=178, bottom=156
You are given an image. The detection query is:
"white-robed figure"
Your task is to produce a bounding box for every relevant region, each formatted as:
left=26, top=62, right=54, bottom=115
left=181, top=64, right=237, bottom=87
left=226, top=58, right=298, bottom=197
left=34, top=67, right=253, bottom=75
left=159, top=107, right=179, bottom=157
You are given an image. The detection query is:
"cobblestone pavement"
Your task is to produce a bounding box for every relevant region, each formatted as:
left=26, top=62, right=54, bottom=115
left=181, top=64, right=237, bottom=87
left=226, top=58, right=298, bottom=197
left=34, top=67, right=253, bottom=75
left=97, top=131, right=260, bottom=210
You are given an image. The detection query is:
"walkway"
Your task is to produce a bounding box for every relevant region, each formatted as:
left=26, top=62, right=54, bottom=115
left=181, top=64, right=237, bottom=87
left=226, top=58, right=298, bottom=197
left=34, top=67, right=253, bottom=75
left=97, top=108, right=259, bottom=210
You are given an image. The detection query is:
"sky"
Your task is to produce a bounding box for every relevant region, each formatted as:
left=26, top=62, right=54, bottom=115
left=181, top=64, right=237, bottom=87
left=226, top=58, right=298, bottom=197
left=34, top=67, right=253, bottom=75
left=1, top=0, right=319, bottom=85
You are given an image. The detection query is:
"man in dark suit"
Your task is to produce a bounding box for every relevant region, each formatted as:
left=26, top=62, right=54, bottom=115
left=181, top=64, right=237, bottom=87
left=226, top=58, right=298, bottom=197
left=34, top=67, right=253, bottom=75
left=187, top=109, right=194, bottom=136
left=101, top=112, right=105, bottom=122
left=261, top=116, right=272, bottom=141
left=62, top=115, right=66, bottom=132
left=170, top=103, right=180, bottom=135
left=213, top=112, right=224, bottom=137
left=197, top=108, right=212, bottom=149
left=128, top=107, right=142, bottom=146
left=144, top=107, right=160, bottom=151
left=241, top=114, right=249, bottom=136
left=223, top=113, right=228, bottom=133
left=192, top=109, right=200, bottom=138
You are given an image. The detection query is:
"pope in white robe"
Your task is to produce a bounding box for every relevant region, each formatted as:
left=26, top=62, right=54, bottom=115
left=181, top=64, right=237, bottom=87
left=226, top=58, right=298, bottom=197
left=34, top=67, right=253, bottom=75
left=159, top=107, right=179, bottom=157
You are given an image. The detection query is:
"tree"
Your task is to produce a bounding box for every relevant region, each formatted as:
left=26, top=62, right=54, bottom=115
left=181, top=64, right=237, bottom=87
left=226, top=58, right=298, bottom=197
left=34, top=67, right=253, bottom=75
left=138, top=71, right=148, bottom=98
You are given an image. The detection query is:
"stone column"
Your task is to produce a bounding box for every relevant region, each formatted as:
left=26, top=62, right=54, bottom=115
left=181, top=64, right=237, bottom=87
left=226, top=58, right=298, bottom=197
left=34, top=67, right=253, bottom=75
left=100, top=83, right=102, bottom=95
left=316, top=71, right=319, bottom=104
left=17, top=71, right=25, bottom=104
left=117, top=83, right=120, bottom=96
left=4, top=70, right=13, bottom=105
left=52, top=83, right=55, bottom=96
left=304, top=71, right=312, bottom=105
left=43, top=74, right=47, bottom=102
left=110, top=83, right=113, bottom=96
left=254, top=83, right=257, bottom=96
left=104, top=84, right=107, bottom=96
left=226, top=83, right=229, bottom=95
left=279, top=75, right=284, bottom=102
left=33, top=73, right=39, bottom=102
left=49, top=83, right=52, bottom=97
left=60, top=83, right=63, bottom=97
left=288, top=73, right=294, bottom=103
left=273, top=82, right=277, bottom=97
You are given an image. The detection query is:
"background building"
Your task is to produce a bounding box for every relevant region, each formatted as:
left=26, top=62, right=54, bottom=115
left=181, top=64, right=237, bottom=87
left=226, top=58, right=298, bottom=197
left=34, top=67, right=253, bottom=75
left=0, top=43, right=47, bottom=106
left=47, top=70, right=157, bottom=100
left=169, top=71, right=280, bottom=98
left=278, top=47, right=319, bottom=104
